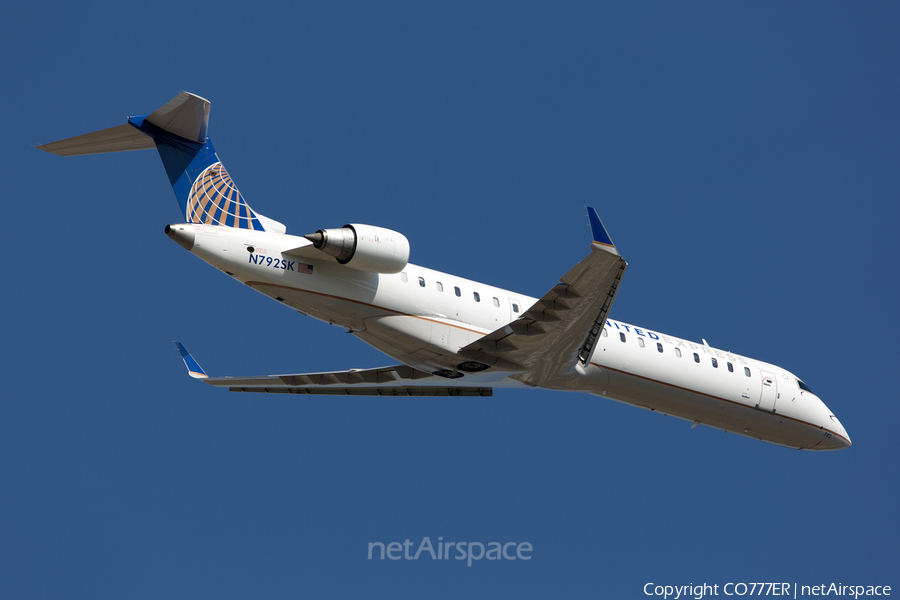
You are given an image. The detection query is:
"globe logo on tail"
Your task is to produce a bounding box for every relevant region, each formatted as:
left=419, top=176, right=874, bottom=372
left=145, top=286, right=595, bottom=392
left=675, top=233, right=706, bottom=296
left=186, top=162, right=264, bottom=230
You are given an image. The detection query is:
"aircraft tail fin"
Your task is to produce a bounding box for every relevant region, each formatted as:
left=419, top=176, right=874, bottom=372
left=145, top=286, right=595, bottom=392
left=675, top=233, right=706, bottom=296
left=37, top=92, right=285, bottom=233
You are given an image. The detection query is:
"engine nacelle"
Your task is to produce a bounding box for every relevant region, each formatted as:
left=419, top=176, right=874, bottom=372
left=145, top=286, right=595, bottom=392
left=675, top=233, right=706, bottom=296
left=304, top=223, right=410, bottom=274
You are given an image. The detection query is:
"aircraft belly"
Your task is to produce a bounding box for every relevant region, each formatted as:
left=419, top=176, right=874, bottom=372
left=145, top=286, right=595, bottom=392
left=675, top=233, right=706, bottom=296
left=230, top=249, right=385, bottom=329
left=357, top=315, right=477, bottom=372
left=600, top=368, right=821, bottom=448
left=363, top=315, right=431, bottom=351
left=528, top=362, right=610, bottom=392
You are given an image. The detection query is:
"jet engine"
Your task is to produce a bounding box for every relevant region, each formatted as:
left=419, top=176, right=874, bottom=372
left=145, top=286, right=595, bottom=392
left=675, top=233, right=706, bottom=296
left=304, top=224, right=410, bottom=274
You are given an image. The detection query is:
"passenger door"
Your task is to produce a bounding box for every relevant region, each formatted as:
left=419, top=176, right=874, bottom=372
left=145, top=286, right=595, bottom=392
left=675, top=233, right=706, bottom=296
left=757, top=370, right=778, bottom=412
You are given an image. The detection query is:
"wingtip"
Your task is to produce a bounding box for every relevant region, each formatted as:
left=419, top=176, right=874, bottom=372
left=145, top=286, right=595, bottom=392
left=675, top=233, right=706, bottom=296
left=586, top=207, right=617, bottom=252
left=173, top=341, right=209, bottom=379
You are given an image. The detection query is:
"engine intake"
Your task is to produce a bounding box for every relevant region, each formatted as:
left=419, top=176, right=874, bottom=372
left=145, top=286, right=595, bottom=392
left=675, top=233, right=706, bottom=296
left=304, top=224, right=410, bottom=274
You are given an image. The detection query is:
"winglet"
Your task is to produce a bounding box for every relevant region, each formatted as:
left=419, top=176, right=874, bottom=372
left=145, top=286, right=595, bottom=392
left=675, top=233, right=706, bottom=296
left=587, top=207, right=617, bottom=252
left=174, top=342, right=209, bottom=379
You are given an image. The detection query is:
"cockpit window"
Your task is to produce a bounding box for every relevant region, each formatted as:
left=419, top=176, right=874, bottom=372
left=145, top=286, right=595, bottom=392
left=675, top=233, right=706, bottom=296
left=797, top=379, right=814, bottom=394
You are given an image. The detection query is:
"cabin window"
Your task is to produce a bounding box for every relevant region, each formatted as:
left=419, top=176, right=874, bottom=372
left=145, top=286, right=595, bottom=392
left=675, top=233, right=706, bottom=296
left=657, top=343, right=663, bottom=353
left=436, top=282, right=443, bottom=292
left=454, top=286, right=461, bottom=297
left=418, top=277, right=425, bottom=287
left=693, top=353, right=700, bottom=363
left=473, top=292, right=480, bottom=302
left=512, top=303, right=519, bottom=313
left=674, top=348, right=682, bottom=358
left=744, top=367, right=751, bottom=377
left=400, top=272, right=408, bottom=283
left=601, top=328, right=608, bottom=338
left=727, top=362, right=734, bottom=372
left=493, top=297, right=499, bottom=307
left=711, top=358, right=718, bottom=368
left=637, top=338, right=645, bottom=348
left=620, top=333, right=627, bottom=343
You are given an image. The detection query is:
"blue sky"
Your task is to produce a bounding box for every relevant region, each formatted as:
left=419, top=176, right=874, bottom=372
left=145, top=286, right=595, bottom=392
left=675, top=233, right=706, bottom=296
left=2, top=2, right=897, bottom=598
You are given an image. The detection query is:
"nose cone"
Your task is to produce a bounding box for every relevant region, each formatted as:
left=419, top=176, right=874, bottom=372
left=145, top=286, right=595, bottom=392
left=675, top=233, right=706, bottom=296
left=810, top=401, right=851, bottom=451
left=816, top=430, right=852, bottom=451
left=826, top=413, right=852, bottom=450
left=165, top=224, right=195, bottom=251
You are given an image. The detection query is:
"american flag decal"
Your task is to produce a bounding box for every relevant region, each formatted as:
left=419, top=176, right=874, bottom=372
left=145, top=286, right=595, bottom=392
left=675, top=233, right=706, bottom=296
left=298, top=263, right=314, bottom=275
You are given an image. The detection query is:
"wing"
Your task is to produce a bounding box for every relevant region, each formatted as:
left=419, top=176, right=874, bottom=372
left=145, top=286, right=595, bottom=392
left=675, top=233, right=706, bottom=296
left=458, top=207, right=627, bottom=387
left=175, top=343, right=492, bottom=396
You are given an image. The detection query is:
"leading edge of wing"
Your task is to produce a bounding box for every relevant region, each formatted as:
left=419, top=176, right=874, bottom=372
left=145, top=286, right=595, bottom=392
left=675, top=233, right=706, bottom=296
left=173, top=343, right=495, bottom=396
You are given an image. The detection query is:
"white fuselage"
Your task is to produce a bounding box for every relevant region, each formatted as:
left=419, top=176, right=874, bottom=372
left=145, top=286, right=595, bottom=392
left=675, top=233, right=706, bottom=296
left=177, top=224, right=850, bottom=451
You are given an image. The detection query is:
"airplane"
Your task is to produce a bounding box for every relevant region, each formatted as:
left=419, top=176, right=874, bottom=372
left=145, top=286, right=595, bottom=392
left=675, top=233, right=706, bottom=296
left=37, top=91, right=851, bottom=451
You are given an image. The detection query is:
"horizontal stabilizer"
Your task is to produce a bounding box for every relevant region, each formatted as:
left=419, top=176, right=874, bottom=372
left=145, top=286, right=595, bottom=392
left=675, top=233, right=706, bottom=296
left=36, top=123, right=155, bottom=156
left=37, top=92, right=211, bottom=157
left=144, top=91, right=210, bottom=143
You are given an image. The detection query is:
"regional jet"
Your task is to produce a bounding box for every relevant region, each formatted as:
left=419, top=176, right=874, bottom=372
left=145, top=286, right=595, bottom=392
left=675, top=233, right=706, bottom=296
left=37, top=92, right=850, bottom=451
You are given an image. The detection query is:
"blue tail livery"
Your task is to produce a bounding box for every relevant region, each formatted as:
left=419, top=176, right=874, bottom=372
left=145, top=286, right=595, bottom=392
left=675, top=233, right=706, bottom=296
left=36, top=92, right=285, bottom=233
